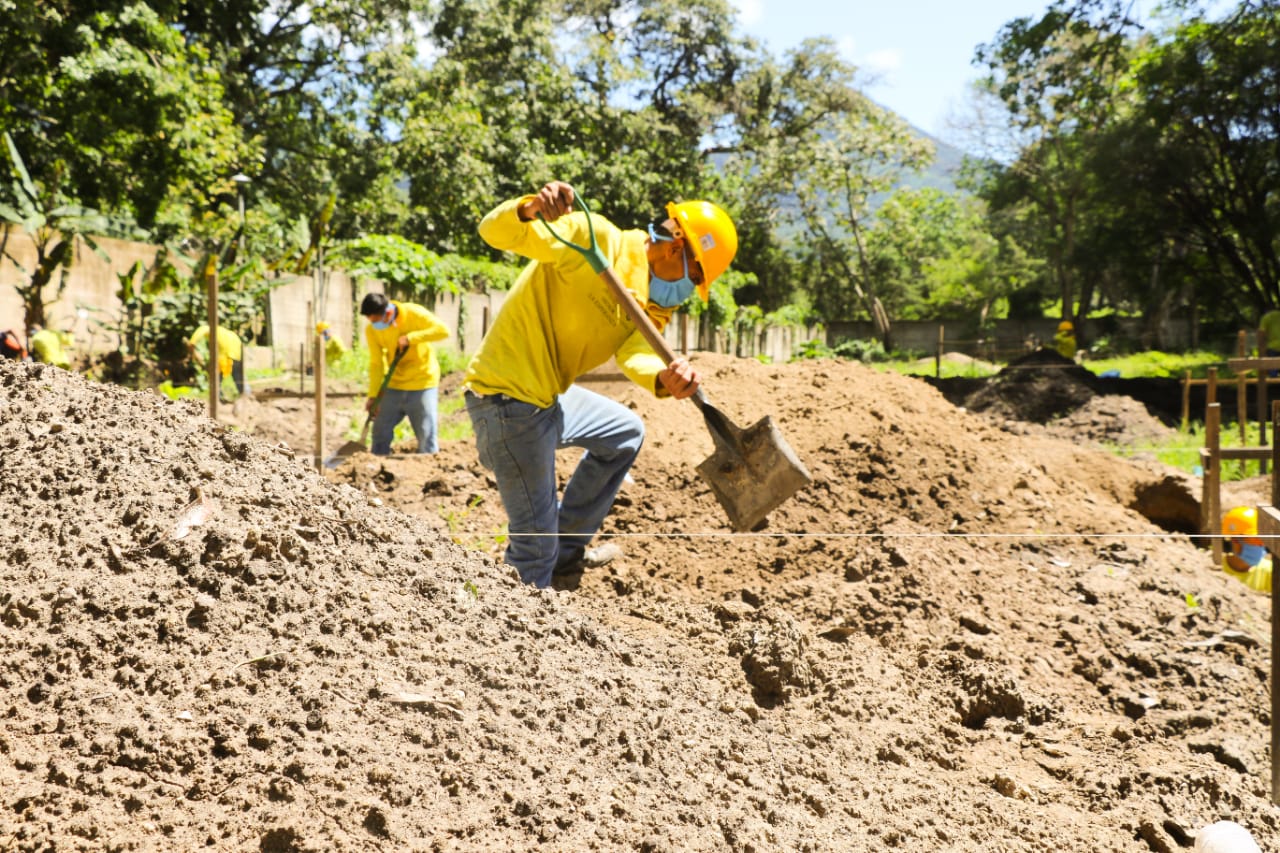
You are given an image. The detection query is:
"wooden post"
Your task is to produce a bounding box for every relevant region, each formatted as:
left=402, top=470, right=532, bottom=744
left=314, top=326, right=325, bottom=470
left=935, top=325, right=944, bottom=378
left=1181, top=369, right=1191, bottom=430
left=204, top=257, right=219, bottom=420
left=1260, top=360, right=1270, bottom=476
left=1237, top=332, right=1249, bottom=446
left=1271, top=400, right=1280, bottom=805
left=1205, top=403, right=1223, bottom=565
left=1207, top=366, right=1218, bottom=408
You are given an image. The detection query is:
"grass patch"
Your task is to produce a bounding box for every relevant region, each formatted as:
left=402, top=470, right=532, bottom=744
left=1082, top=349, right=1231, bottom=379
left=1103, top=417, right=1268, bottom=481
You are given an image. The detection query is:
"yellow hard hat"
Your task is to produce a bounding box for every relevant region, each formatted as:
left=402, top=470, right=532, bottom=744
left=1057, top=320, right=1073, bottom=332
left=1222, top=505, right=1259, bottom=539
left=315, top=321, right=331, bottom=334
left=666, top=200, right=738, bottom=301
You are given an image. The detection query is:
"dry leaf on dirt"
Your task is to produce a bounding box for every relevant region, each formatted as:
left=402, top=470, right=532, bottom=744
left=172, top=488, right=221, bottom=540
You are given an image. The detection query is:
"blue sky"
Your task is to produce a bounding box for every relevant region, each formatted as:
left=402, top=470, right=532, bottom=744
left=730, top=0, right=1170, bottom=138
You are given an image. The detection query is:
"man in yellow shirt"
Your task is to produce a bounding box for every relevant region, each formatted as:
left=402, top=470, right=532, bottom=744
left=187, top=324, right=250, bottom=398
left=464, top=180, right=738, bottom=588
left=30, top=326, right=72, bottom=369
left=1054, top=320, right=1076, bottom=359
left=1220, top=506, right=1272, bottom=594
left=1258, top=309, right=1280, bottom=377
left=360, top=293, right=450, bottom=455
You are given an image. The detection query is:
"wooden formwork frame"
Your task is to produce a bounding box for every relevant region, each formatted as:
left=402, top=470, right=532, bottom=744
left=1192, top=335, right=1280, bottom=802
left=1247, top=401, right=1280, bottom=805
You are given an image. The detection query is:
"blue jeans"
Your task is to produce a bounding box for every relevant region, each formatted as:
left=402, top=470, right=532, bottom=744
left=371, top=387, right=438, bottom=454
left=465, top=384, right=644, bottom=588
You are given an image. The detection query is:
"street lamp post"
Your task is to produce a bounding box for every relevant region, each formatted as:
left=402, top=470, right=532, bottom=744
left=231, top=173, right=251, bottom=257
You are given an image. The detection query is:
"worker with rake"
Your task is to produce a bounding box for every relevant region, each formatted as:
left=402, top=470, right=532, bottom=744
left=464, top=180, right=737, bottom=588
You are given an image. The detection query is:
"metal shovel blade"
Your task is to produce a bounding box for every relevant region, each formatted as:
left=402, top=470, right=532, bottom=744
left=323, top=439, right=368, bottom=469
left=694, top=400, right=812, bottom=532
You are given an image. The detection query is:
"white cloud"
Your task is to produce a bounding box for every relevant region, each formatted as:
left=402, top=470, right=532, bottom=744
left=836, top=35, right=856, bottom=62
left=732, top=0, right=764, bottom=26
left=862, top=48, right=901, bottom=77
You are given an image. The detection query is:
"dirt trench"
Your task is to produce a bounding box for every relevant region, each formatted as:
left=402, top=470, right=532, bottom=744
left=0, top=353, right=1276, bottom=852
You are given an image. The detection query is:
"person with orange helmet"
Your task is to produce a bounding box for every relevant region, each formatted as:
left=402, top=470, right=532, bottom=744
left=1053, top=320, right=1076, bottom=360
left=1220, top=506, right=1272, bottom=593
left=464, top=180, right=738, bottom=588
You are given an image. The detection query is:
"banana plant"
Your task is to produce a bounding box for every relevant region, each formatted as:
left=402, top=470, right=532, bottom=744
left=0, top=132, right=140, bottom=330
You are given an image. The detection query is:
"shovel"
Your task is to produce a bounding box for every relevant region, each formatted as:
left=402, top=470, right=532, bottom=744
left=538, top=191, right=811, bottom=531
left=324, top=345, right=407, bottom=467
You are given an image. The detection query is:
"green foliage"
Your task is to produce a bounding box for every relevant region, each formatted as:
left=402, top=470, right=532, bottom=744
left=832, top=338, right=889, bottom=363
left=791, top=339, right=835, bottom=361
left=1083, top=349, right=1225, bottom=380
left=431, top=254, right=521, bottom=293
left=331, top=234, right=457, bottom=301
left=0, top=132, right=150, bottom=329
left=156, top=380, right=199, bottom=401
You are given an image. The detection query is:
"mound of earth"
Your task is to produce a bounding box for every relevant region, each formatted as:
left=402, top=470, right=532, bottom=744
left=962, top=348, right=1103, bottom=424
left=1, top=355, right=1276, bottom=851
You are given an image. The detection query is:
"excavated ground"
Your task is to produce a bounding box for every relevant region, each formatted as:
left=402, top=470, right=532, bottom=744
left=1, top=349, right=1277, bottom=852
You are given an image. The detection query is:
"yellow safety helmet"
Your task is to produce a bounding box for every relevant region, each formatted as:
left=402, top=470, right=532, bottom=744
left=315, top=321, right=331, bottom=334
left=1222, top=505, right=1259, bottom=539
left=1057, top=320, right=1073, bottom=332
left=666, top=200, right=738, bottom=301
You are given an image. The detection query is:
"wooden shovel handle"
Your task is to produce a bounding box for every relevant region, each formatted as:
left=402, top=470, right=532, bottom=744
left=597, top=268, right=710, bottom=410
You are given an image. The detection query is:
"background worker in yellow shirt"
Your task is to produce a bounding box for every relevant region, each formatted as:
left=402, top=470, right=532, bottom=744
left=360, top=293, right=450, bottom=455
left=187, top=323, right=250, bottom=399
left=1220, top=506, right=1272, bottom=594
left=464, top=180, right=737, bottom=588
left=1054, top=320, right=1076, bottom=359
left=29, top=325, right=72, bottom=369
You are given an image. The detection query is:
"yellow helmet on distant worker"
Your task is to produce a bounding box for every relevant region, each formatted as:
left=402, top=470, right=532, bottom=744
left=666, top=200, right=738, bottom=301
left=1057, top=320, right=1073, bottom=332
left=315, top=321, right=331, bottom=334
left=1222, top=505, right=1259, bottom=539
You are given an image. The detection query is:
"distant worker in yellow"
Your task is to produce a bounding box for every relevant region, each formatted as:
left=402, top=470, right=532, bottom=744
left=29, top=326, right=72, bottom=369
left=315, top=321, right=349, bottom=366
left=1258, top=308, right=1280, bottom=376
left=1053, top=320, right=1076, bottom=360
left=187, top=323, right=251, bottom=399
left=360, top=293, right=450, bottom=455
left=1220, top=506, right=1272, bottom=594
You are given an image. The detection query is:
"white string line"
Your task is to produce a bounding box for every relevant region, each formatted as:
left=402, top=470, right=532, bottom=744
left=499, top=531, right=1260, bottom=541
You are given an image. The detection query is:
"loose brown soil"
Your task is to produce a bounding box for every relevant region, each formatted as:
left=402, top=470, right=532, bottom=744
left=1, top=351, right=1275, bottom=852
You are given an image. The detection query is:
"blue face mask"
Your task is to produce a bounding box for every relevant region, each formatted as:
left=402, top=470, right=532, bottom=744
left=647, top=223, right=697, bottom=308
left=1238, top=543, right=1267, bottom=567
left=369, top=306, right=395, bottom=330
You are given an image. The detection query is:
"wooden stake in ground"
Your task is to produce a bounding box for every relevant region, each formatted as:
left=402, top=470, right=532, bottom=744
left=204, top=256, right=219, bottom=420
left=314, top=326, right=325, bottom=470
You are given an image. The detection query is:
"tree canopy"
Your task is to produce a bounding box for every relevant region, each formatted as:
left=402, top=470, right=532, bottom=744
left=0, top=0, right=1270, bottom=352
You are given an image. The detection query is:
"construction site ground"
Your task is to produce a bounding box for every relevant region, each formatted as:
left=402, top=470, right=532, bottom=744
left=1, top=348, right=1277, bottom=852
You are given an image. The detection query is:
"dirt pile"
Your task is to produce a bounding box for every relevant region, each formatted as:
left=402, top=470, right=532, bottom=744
left=1, top=355, right=1277, bottom=851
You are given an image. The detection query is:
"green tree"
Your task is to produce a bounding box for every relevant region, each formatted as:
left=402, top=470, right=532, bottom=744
left=0, top=2, right=251, bottom=235
left=1124, top=4, right=1280, bottom=315
left=0, top=133, right=140, bottom=330
left=975, top=0, right=1139, bottom=331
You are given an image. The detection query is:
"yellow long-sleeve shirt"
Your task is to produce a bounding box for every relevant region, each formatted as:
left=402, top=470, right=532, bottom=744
left=465, top=197, right=672, bottom=407
left=1222, top=554, right=1273, bottom=594
left=187, top=325, right=242, bottom=377
left=364, top=301, right=450, bottom=396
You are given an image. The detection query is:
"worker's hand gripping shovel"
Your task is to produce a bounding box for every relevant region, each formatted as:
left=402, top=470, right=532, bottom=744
left=324, top=345, right=407, bottom=467
left=538, top=190, right=811, bottom=531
